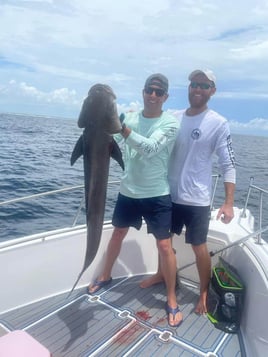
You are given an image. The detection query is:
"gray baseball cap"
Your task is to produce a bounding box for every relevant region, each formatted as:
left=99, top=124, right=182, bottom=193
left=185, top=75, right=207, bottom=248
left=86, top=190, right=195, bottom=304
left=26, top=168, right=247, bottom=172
left=144, top=73, right=169, bottom=92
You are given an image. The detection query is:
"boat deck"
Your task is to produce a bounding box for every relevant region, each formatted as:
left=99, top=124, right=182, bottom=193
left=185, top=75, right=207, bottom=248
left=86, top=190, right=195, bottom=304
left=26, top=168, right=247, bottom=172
left=0, top=275, right=244, bottom=357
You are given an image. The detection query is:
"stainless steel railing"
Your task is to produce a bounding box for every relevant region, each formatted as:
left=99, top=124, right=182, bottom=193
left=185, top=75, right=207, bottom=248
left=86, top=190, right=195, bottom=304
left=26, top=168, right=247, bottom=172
left=210, top=174, right=221, bottom=211
left=240, top=177, right=268, bottom=243
left=1, top=175, right=267, bottom=242
left=0, top=185, right=84, bottom=206
left=0, top=181, right=121, bottom=228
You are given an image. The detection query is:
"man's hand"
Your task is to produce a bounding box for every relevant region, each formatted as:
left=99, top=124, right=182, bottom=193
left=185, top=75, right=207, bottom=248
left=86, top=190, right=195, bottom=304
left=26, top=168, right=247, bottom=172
left=120, top=123, right=131, bottom=138
left=216, top=203, right=234, bottom=224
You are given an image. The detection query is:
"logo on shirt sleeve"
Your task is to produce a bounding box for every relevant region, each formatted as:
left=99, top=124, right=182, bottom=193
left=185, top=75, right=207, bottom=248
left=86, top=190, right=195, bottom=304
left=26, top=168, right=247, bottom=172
left=227, top=135, right=235, bottom=167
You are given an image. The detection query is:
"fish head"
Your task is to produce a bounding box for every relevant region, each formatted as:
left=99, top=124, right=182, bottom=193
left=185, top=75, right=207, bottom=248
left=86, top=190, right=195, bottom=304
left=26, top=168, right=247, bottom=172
left=79, top=84, right=122, bottom=134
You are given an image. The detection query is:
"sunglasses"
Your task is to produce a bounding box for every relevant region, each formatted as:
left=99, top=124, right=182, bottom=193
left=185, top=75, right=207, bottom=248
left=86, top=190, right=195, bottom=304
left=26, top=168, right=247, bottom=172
left=190, top=82, right=214, bottom=90
left=144, top=87, right=166, bottom=97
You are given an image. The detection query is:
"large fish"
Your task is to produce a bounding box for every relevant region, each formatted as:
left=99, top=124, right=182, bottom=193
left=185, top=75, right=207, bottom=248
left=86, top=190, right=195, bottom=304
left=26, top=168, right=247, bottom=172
left=70, top=84, right=124, bottom=293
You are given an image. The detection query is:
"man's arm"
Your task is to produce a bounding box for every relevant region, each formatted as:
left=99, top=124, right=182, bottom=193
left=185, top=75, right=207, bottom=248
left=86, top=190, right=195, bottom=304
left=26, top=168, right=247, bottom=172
left=216, top=182, right=235, bottom=223
left=124, top=122, right=178, bottom=158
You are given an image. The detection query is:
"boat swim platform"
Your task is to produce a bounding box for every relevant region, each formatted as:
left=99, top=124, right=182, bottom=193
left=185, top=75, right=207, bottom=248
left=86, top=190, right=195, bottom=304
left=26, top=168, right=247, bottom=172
left=0, top=275, right=245, bottom=357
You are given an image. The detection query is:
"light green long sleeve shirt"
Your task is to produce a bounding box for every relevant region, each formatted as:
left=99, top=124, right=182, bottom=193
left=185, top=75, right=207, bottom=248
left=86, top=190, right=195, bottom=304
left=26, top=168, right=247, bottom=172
left=115, top=111, right=179, bottom=198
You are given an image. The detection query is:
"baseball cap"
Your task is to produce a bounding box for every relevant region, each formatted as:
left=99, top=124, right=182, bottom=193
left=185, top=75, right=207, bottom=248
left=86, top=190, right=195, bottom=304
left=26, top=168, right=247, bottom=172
left=188, top=69, right=216, bottom=85
left=144, top=73, right=169, bottom=93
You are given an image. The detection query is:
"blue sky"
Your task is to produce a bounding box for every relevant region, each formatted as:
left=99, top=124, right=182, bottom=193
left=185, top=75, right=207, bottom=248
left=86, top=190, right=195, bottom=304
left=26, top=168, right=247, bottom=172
left=1, top=0, right=268, bottom=136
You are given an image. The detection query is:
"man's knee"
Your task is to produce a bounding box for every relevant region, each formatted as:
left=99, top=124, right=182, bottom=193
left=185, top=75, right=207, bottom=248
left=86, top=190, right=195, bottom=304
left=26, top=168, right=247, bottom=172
left=192, top=243, right=210, bottom=260
left=112, top=227, right=129, bottom=241
left=157, top=238, right=173, bottom=255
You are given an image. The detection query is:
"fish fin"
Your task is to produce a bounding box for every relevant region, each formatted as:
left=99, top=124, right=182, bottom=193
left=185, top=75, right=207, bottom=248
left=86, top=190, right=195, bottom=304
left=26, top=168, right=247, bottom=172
left=70, top=135, right=83, bottom=166
left=110, top=139, right=124, bottom=170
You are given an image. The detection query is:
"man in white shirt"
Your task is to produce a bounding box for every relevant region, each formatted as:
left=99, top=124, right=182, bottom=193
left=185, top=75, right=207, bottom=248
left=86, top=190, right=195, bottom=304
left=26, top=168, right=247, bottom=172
left=141, top=69, right=236, bottom=315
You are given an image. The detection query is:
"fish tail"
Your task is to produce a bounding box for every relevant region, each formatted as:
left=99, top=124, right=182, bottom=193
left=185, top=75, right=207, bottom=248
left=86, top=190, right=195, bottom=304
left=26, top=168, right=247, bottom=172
left=66, top=269, right=85, bottom=299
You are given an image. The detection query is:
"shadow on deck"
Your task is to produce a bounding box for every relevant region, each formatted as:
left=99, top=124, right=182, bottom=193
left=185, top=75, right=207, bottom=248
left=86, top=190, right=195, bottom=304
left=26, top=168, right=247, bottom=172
left=0, top=275, right=243, bottom=356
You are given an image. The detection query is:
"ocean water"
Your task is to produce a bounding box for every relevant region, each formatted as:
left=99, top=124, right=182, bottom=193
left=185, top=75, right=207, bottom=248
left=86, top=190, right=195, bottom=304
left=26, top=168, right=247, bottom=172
left=1, top=113, right=267, bottom=242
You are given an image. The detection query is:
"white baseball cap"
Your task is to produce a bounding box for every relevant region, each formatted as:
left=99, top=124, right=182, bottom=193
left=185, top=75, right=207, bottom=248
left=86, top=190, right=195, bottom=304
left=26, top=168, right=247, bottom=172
left=188, top=69, right=216, bottom=85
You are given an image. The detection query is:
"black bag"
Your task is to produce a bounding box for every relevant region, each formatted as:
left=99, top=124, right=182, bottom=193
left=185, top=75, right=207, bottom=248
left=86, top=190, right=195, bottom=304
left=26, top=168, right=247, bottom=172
left=207, top=257, right=245, bottom=334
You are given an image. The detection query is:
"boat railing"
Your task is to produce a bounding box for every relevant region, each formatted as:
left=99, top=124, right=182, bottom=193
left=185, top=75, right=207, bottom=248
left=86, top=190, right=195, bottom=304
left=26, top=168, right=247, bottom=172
left=210, top=174, right=221, bottom=211
left=1, top=175, right=220, bottom=225
left=0, top=181, right=121, bottom=229
left=66, top=180, right=121, bottom=227
left=1, top=175, right=267, bottom=243
left=0, top=185, right=84, bottom=206
left=240, top=177, right=268, bottom=243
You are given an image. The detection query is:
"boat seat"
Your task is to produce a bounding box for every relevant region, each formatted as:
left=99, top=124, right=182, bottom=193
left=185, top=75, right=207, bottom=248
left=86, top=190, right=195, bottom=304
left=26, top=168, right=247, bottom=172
left=0, top=330, right=51, bottom=356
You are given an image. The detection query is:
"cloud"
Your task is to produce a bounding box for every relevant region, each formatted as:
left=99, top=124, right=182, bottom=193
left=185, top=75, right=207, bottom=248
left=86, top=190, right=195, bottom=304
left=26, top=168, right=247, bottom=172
left=229, top=117, right=268, bottom=136
left=1, top=0, right=268, bottom=136
left=230, top=40, right=268, bottom=60
left=230, top=117, right=268, bottom=130
left=217, top=91, right=268, bottom=100
left=1, top=80, right=80, bottom=105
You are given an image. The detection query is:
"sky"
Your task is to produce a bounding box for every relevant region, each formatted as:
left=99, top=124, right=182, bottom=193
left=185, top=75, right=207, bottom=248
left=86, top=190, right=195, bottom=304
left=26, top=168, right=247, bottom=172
left=1, top=0, right=268, bottom=137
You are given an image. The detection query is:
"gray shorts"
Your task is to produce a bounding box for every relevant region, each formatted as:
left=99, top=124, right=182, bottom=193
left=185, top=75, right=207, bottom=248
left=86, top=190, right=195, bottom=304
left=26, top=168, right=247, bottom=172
left=112, top=193, right=172, bottom=240
left=171, top=203, right=211, bottom=245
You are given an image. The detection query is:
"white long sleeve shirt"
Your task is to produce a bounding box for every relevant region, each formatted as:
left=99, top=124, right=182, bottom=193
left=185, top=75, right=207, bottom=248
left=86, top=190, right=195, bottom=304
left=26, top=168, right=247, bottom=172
left=168, top=109, right=236, bottom=206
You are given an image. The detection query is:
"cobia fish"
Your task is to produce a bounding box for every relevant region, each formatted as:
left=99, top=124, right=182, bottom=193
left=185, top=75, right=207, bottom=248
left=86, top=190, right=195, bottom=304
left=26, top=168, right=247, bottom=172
left=69, top=84, right=124, bottom=293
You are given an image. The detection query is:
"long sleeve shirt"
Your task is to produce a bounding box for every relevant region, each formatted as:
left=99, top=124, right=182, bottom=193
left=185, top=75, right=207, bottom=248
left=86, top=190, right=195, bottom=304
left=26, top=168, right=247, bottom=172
left=168, top=109, right=236, bottom=206
left=115, top=111, right=179, bottom=198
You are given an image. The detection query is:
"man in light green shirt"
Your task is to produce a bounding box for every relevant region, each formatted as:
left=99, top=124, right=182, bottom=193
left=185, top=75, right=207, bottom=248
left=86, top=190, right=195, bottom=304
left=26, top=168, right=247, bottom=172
left=88, top=74, right=182, bottom=327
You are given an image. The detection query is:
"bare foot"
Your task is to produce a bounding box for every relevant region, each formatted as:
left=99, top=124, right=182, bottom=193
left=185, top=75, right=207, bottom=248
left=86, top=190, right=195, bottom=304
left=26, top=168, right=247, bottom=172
left=195, top=296, right=207, bottom=314
left=139, top=273, right=164, bottom=288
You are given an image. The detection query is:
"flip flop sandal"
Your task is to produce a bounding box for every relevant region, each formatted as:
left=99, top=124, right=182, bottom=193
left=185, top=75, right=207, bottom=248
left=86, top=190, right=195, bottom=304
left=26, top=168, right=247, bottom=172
left=165, top=302, right=183, bottom=327
left=87, top=277, right=112, bottom=294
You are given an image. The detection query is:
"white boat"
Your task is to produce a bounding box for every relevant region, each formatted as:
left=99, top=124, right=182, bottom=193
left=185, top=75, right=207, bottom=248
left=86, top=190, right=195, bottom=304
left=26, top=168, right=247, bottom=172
left=0, top=176, right=267, bottom=356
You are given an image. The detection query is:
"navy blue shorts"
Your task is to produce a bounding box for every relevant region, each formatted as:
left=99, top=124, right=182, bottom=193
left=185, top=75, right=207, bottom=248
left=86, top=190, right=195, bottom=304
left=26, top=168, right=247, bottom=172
left=171, top=203, right=211, bottom=245
left=112, top=193, right=172, bottom=240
